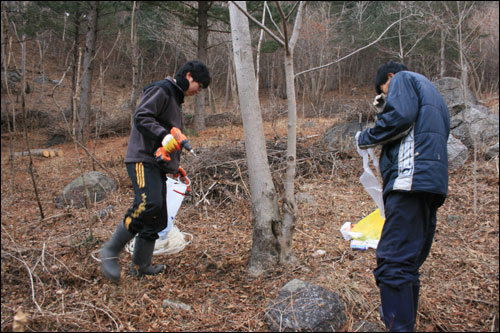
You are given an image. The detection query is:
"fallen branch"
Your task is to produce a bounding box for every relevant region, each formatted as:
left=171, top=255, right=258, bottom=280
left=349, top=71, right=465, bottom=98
left=13, top=149, right=64, bottom=158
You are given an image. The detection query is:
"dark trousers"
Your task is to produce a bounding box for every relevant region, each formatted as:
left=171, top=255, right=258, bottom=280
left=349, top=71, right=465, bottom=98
left=374, top=192, right=443, bottom=287
left=123, top=162, right=167, bottom=241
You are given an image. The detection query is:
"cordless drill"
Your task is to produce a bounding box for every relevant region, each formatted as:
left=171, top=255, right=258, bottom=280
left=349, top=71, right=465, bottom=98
left=155, top=127, right=196, bottom=163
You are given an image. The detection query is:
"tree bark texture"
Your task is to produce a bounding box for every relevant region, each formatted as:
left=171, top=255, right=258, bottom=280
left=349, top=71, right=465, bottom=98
left=128, top=1, right=141, bottom=112
left=78, top=1, right=98, bottom=144
left=69, top=2, right=81, bottom=129
left=229, top=1, right=281, bottom=277
left=280, top=1, right=305, bottom=266
left=194, top=1, right=210, bottom=131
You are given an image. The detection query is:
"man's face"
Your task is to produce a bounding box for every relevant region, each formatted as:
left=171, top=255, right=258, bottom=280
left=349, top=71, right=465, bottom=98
left=380, top=73, right=394, bottom=95
left=184, top=72, right=203, bottom=97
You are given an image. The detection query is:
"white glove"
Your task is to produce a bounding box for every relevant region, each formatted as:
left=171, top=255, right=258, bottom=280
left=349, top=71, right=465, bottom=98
left=373, top=93, right=386, bottom=114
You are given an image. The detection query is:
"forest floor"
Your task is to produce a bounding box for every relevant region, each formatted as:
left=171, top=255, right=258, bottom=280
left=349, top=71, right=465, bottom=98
left=1, top=61, right=499, bottom=332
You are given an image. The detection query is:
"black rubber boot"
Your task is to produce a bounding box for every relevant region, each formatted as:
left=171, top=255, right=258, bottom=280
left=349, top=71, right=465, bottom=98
left=100, top=222, right=135, bottom=283
left=380, top=282, right=420, bottom=325
left=379, top=283, right=415, bottom=332
left=131, top=237, right=164, bottom=276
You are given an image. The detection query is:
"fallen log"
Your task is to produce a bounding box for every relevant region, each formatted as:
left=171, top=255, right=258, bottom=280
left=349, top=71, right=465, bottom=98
left=13, top=149, right=64, bottom=158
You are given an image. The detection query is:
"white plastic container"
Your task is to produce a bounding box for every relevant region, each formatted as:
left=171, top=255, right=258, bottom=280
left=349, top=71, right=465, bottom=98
left=158, top=177, right=188, bottom=239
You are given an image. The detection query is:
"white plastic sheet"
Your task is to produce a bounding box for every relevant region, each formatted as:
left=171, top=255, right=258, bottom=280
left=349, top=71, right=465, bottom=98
left=158, top=177, right=188, bottom=239
left=356, top=141, right=385, bottom=218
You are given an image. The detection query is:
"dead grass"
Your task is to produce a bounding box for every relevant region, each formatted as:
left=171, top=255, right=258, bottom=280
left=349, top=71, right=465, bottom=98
left=1, top=42, right=498, bottom=331
left=1, top=116, right=498, bottom=331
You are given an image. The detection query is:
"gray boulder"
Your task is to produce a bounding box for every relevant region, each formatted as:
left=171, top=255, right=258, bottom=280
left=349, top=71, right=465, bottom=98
left=265, top=279, right=346, bottom=332
left=447, top=134, right=469, bottom=170
left=56, top=171, right=116, bottom=208
left=485, top=142, right=499, bottom=160
left=433, top=77, right=478, bottom=114
left=323, top=121, right=374, bottom=151
left=450, top=105, right=499, bottom=149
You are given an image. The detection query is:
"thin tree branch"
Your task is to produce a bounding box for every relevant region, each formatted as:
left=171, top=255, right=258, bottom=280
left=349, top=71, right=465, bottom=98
left=288, top=2, right=305, bottom=51
left=295, top=14, right=414, bottom=77
left=265, top=1, right=285, bottom=40
left=275, top=2, right=289, bottom=53
left=285, top=1, right=301, bottom=22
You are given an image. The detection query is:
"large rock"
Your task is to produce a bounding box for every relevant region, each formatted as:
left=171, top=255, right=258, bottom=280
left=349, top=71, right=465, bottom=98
left=323, top=121, right=374, bottom=151
left=485, top=142, right=499, bottom=160
left=265, top=279, right=346, bottom=332
left=433, top=77, right=478, bottom=114
left=447, top=134, right=469, bottom=170
left=450, top=105, right=499, bottom=149
left=56, top=171, right=116, bottom=208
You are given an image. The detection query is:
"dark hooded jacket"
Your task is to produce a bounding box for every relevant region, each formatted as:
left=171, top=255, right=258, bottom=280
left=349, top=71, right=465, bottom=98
left=124, top=77, right=184, bottom=174
left=358, top=71, right=450, bottom=201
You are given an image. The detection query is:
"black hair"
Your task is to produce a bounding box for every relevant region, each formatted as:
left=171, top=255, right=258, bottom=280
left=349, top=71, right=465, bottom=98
left=174, top=60, right=211, bottom=91
left=374, top=61, right=408, bottom=94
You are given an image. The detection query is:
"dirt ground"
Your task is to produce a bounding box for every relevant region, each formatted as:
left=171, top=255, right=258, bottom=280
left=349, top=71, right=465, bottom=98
left=1, top=55, right=499, bottom=331
left=1, top=113, right=499, bottom=331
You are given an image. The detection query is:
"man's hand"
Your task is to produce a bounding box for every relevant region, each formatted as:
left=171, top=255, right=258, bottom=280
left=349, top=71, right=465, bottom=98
left=155, top=146, right=171, bottom=162
left=162, top=134, right=181, bottom=154
left=156, top=133, right=182, bottom=164
left=373, top=93, right=386, bottom=114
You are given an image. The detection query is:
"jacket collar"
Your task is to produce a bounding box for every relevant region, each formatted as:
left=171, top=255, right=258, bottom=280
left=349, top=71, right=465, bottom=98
left=166, top=76, right=185, bottom=104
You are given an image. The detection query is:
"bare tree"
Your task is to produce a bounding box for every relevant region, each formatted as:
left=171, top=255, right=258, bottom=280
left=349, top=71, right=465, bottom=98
left=255, top=1, right=267, bottom=95
left=442, top=1, right=481, bottom=217
left=77, top=1, right=99, bottom=144
left=193, top=1, right=210, bottom=131
left=126, top=1, right=141, bottom=113
left=229, top=1, right=281, bottom=276
left=2, top=2, right=17, bottom=194
left=278, top=1, right=306, bottom=265
left=7, top=3, right=45, bottom=219
left=440, top=28, right=447, bottom=78
left=230, top=1, right=306, bottom=275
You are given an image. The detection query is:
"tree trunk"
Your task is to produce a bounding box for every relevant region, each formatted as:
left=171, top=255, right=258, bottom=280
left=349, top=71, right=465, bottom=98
left=18, top=4, right=44, bottom=219
left=280, top=50, right=299, bottom=265
left=128, top=1, right=141, bottom=112
left=70, top=2, right=81, bottom=130
left=279, top=1, right=305, bottom=266
left=229, top=1, right=281, bottom=277
left=255, top=1, right=267, bottom=95
left=194, top=1, right=210, bottom=132
left=77, top=1, right=99, bottom=144
left=440, top=29, right=446, bottom=78
left=224, top=60, right=231, bottom=107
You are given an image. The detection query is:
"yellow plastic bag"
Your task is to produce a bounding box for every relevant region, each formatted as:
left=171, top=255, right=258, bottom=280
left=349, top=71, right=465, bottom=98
left=351, top=209, right=385, bottom=241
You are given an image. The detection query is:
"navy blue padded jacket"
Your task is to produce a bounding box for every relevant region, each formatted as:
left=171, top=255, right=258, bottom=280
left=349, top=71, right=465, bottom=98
left=358, top=71, right=450, bottom=200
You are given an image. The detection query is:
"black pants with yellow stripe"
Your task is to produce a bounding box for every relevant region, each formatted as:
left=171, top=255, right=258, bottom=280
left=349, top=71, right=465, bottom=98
left=123, top=162, right=167, bottom=241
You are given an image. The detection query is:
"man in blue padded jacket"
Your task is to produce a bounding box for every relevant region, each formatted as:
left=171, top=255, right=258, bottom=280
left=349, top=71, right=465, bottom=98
left=99, top=60, right=210, bottom=283
left=356, top=61, right=450, bottom=331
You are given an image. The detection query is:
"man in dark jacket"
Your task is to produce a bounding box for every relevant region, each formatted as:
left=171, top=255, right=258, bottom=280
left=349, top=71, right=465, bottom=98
left=100, top=60, right=210, bottom=283
left=357, top=61, right=450, bottom=331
